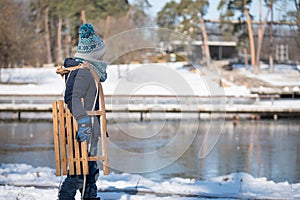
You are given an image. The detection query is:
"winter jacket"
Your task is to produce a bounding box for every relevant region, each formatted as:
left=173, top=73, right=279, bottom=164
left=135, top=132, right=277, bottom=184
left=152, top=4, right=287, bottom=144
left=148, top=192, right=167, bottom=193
left=63, top=58, right=100, bottom=156
left=63, top=58, right=99, bottom=120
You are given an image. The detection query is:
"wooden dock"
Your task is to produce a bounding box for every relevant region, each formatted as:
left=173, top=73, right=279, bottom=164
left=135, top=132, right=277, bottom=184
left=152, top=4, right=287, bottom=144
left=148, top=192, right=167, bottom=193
left=0, top=94, right=299, bottom=120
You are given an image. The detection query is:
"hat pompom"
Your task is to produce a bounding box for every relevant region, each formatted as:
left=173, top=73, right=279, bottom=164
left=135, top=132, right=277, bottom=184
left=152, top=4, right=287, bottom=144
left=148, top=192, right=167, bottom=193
left=79, top=23, right=95, bottom=38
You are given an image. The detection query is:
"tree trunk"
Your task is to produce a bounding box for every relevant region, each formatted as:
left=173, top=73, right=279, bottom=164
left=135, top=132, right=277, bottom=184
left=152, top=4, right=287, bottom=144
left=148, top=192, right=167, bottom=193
left=244, top=0, right=256, bottom=73
left=269, top=4, right=274, bottom=72
left=243, top=47, right=249, bottom=70
left=57, top=17, right=63, bottom=65
left=256, top=8, right=271, bottom=69
left=104, top=15, right=111, bottom=39
left=200, top=18, right=210, bottom=67
left=294, top=0, right=300, bottom=47
left=126, top=4, right=134, bottom=22
left=81, top=9, right=86, bottom=24
left=45, top=6, right=52, bottom=64
left=64, top=19, right=72, bottom=58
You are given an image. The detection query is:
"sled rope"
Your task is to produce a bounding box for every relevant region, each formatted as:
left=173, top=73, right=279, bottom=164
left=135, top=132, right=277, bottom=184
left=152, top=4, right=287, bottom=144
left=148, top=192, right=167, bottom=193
left=55, top=65, right=82, bottom=76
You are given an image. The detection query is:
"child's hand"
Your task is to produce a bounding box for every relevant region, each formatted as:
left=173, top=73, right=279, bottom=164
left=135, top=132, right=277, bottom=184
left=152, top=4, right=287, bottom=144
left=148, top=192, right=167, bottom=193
left=76, top=116, right=92, bottom=142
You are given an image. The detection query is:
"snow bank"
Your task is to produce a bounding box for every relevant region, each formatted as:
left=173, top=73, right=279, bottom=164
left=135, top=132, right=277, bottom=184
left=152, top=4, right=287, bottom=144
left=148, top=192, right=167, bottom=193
left=0, top=163, right=299, bottom=200
left=0, top=67, right=64, bottom=95
left=1, top=63, right=299, bottom=97
left=0, top=63, right=251, bottom=97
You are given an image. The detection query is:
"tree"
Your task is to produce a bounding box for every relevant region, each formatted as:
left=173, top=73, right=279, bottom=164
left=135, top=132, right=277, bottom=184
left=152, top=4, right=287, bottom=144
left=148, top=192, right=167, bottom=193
left=49, top=0, right=70, bottom=65
left=1, top=0, right=145, bottom=69
left=178, top=0, right=211, bottom=66
left=38, top=0, right=130, bottom=64
left=157, top=0, right=211, bottom=66
left=268, top=0, right=275, bottom=72
left=243, top=0, right=256, bottom=73
left=0, top=0, right=36, bottom=67
left=67, top=0, right=130, bottom=37
left=29, top=0, right=53, bottom=65
left=256, top=0, right=278, bottom=72
left=130, top=0, right=152, bottom=28
left=157, top=1, right=179, bottom=30
left=288, top=0, right=300, bottom=49
left=45, top=6, right=53, bottom=64
left=218, top=0, right=257, bottom=73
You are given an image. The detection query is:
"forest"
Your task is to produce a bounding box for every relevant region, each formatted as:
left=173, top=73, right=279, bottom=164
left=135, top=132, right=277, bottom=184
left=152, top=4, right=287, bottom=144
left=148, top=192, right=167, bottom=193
left=0, top=0, right=299, bottom=72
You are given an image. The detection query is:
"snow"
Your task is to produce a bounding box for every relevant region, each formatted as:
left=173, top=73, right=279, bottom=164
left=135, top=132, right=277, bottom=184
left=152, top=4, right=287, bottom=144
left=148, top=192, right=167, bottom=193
left=0, top=62, right=250, bottom=97
left=1, top=62, right=300, bottom=199
left=0, top=67, right=64, bottom=95
left=0, top=163, right=299, bottom=200
left=1, top=62, right=299, bottom=97
left=240, top=67, right=300, bottom=87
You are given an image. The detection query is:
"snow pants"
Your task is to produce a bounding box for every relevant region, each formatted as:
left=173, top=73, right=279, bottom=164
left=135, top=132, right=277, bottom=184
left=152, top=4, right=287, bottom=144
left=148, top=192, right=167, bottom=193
left=58, top=161, right=99, bottom=200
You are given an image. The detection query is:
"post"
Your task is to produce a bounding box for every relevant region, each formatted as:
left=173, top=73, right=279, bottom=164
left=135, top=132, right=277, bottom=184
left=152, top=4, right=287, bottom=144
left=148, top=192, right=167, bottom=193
left=18, top=112, right=21, bottom=121
left=140, top=112, right=144, bottom=121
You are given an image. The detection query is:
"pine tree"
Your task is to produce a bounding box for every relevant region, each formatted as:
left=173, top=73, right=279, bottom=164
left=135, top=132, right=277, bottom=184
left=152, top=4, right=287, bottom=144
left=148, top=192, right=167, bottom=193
left=218, top=0, right=257, bottom=73
left=157, top=0, right=211, bottom=66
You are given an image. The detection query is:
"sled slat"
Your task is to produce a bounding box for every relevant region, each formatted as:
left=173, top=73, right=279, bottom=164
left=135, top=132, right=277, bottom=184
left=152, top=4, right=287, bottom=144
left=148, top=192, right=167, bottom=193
left=73, top=117, right=82, bottom=175
left=66, top=108, right=75, bottom=175
left=86, top=110, right=105, bottom=116
left=88, top=156, right=105, bottom=161
left=81, top=141, right=89, bottom=175
left=52, top=101, right=61, bottom=176
left=58, top=100, right=67, bottom=175
left=98, top=83, right=109, bottom=175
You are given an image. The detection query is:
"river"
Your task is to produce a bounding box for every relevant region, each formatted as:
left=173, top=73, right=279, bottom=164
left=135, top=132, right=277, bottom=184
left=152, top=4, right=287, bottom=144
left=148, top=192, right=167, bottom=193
left=0, top=119, right=299, bottom=183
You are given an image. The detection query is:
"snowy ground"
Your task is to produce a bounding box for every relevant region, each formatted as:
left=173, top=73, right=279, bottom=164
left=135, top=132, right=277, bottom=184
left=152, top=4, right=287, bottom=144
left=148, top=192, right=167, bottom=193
left=1, top=62, right=299, bottom=97
left=1, top=63, right=300, bottom=199
left=0, top=163, right=299, bottom=200
left=0, top=62, right=253, bottom=97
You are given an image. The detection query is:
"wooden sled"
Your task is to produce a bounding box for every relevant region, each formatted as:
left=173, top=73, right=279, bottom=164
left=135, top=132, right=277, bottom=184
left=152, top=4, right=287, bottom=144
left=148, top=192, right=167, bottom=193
left=52, top=66, right=109, bottom=176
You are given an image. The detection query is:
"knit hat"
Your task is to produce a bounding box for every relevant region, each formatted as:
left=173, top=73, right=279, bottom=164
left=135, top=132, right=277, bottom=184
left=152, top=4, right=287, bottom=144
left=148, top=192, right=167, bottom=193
left=74, top=23, right=106, bottom=61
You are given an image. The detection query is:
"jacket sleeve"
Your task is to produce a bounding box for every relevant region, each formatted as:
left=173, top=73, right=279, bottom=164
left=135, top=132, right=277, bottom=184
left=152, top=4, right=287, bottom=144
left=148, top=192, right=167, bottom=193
left=64, top=71, right=76, bottom=113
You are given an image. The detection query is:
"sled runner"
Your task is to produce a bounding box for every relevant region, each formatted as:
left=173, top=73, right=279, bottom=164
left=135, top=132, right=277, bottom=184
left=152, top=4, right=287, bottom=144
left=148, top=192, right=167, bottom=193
left=52, top=65, right=109, bottom=176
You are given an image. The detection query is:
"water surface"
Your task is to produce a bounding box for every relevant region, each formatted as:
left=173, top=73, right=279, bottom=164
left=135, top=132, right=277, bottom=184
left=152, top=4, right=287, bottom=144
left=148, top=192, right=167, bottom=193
left=0, top=119, right=299, bottom=183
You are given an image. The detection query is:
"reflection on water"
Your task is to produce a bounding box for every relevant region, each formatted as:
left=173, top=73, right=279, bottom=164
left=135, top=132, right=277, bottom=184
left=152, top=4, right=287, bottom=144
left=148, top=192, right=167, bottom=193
left=0, top=119, right=299, bottom=183
left=0, top=122, right=55, bottom=167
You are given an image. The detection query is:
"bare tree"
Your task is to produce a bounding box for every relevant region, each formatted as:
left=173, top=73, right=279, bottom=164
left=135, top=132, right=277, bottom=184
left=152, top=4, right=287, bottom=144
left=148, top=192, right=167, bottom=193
left=56, top=17, right=63, bottom=65
left=44, top=6, right=53, bottom=64
left=0, top=1, right=38, bottom=66
left=243, top=0, right=256, bottom=73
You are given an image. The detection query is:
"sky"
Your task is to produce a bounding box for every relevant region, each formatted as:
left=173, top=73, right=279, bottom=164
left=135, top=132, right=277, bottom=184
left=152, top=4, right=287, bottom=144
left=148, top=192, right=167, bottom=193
left=144, top=0, right=296, bottom=21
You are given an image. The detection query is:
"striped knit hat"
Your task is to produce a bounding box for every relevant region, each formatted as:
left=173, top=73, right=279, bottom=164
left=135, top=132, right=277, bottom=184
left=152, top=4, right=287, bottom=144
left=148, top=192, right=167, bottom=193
left=74, top=23, right=106, bottom=61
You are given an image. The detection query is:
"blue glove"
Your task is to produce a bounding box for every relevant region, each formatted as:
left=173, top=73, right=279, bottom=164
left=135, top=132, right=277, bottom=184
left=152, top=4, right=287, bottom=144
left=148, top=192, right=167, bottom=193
left=76, top=116, right=92, bottom=142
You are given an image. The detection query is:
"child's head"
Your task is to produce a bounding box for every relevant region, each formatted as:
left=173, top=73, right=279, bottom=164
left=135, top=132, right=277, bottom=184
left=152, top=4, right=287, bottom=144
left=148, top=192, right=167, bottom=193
left=74, top=23, right=106, bottom=61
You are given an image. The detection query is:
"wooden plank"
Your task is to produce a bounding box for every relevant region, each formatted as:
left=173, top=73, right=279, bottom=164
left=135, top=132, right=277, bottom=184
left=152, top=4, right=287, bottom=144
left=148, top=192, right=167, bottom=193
left=81, top=141, right=89, bottom=175
left=72, top=116, right=81, bottom=175
left=98, top=83, right=109, bottom=175
left=66, top=107, right=75, bottom=175
left=86, top=110, right=105, bottom=116
left=2, top=104, right=300, bottom=115
left=88, top=156, right=105, bottom=161
left=58, top=100, right=67, bottom=175
left=82, top=63, right=109, bottom=175
left=52, top=101, right=61, bottom=176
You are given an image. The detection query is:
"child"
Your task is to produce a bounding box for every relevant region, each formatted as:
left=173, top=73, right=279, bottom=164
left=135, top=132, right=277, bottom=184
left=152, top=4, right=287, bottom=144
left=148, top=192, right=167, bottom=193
left=59, top=23, right=107, bottom=200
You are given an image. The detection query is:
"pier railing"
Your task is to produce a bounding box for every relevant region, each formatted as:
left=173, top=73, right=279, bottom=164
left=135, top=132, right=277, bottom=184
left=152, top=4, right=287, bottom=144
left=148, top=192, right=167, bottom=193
left=0, top=94, right=299, bottom=121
